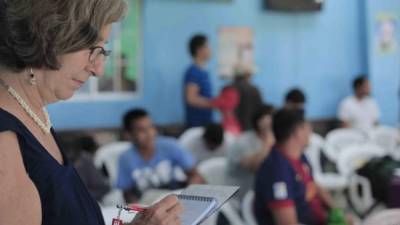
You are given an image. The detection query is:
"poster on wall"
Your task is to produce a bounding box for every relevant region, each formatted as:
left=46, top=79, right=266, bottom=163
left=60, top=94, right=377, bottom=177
left=218, top=27, right=255, bottom=78
left=376, top=13, right=398, bottom=54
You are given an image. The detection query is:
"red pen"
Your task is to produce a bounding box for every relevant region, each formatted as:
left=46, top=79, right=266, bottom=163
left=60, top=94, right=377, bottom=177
left=128, top=204, right=149, bottom=213
left=117, top=204, right=149, bottom=213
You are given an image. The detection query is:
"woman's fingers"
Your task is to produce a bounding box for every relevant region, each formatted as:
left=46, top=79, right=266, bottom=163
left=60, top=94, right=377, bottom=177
left=128, top=195, right=184, bottom=225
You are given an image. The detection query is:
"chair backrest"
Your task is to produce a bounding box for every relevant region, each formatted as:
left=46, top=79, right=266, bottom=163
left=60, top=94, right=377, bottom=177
left=221, top=201, right=245, bottom=225
left=94, top=141, right=131, bottom=184
left=370, top=126, right=399, bottom=155
left=336, top=143, right=386, bottom=177
left=197, top=157, right=228, bottom=185
left=304, top=133, right=325, bottom=174
left=242, top=190, right=257, bottom=225
left=324, top=128, right=367, bottom=161
left=362, top=209, right=400, bottom=225
left=179, top=127, right=235, bottom=154
left=178, top=127, right=203, bottom=150
left=202, top=201, right=244, bottom=225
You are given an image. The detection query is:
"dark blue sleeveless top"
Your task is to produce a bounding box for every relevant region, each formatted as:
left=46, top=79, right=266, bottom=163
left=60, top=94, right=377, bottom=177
left=0, top=109, right=105, bottom=225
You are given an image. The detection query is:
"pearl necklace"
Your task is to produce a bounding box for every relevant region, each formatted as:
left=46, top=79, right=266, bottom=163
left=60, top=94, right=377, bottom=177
left=0, top=78, right=52, bottom=133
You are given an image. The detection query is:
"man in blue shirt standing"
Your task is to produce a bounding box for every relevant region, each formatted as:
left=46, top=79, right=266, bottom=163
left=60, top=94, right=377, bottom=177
left=116, top=109, right=204, bottom=203
left=184, top=34, right=214, bottom=127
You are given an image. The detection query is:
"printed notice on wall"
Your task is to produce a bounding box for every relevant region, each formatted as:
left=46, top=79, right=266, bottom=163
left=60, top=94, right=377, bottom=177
left=218, top=27, right=255, bottom=79
left=376, top=13, right=398, bottom=54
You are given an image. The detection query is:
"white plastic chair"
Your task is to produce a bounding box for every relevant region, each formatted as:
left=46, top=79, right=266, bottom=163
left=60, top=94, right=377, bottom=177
left=304, top=133, right=348, bottom=191
left=94, top=142, right=130, bottom=206
left=323, top=128, right=367, bottom=162
left=304, top=133, right=325, bottom=175
left=179, top=127, right=235, bottom=149
left=94, top=141, right=131, bottom=184
left=202, top=201, right=244, bottom=225
left=178, top=127, right=234, bottom=163
left=242, top=190, right=257, bottom=225
left=336, top=143, right=386, bottom=214
left=347, top=175, right=374, bottom=214
left=220, top=202, right=244, bottom=225
left=101, top=189, right=125, bottom=206
left=362, top=209, right=400, bottom=225
left=179, top=127, right=204, bottom=150
left=336, top=143, right=386, bottom=177
left=198, top=156, right=240, bottom=211
left=197, top=157, right=228, bottom=185
left=369, top=126, right=399, bottom=158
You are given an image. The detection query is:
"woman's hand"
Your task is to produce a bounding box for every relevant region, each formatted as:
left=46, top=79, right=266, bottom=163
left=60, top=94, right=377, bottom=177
left=127, top=195, right=183, bottom=225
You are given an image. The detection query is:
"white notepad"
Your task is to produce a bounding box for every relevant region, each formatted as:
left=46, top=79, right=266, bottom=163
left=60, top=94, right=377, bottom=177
left=177, top=185, right=240, bottom=225
left=178, top=194, right=217, bottom=225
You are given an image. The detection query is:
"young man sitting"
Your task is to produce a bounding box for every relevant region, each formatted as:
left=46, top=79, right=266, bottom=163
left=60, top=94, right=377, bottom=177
left=254, top=109, right=338, bottom=225
left=116, top=109, right=204, bottom=203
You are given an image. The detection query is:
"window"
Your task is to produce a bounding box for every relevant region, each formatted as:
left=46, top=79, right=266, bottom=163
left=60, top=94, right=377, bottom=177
left=75, top=0, right=142, bottom=100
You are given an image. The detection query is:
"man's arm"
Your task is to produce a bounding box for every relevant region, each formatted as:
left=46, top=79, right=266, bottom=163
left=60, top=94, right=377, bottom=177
left=170, top=138, right=205, bottom=184
left=76, top=157, right=111, bottom=201
left=316, top=185, right=336, bottom=209
left=239, top=133, right=275, bottom=172
left=316, top=185, right=355, bottom=225
left=116, top=154, right=139, bottom=203
left=340, top=120, right=351, bottom=128
left=338, top=99, right=352, bottom=128
left=373, top=99, right=381, bottom=126
left=186, top=83, right=213, bottom=108
left=239, top=149, right=270, bottom=172
left=271, top=206, right=298, bottom=225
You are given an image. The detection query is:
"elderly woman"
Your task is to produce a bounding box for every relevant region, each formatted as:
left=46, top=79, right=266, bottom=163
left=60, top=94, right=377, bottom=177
left=0, top=0, right=182, bottom=225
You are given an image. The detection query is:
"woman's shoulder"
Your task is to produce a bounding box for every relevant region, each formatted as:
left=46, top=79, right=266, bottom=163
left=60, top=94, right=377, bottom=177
left=0, top=108, right=21, bottom=132
left=0, top=109, right=26, bottom=162
left=0, top=128, right=18, bottom=143
left=0, top=130, right=42, bottom=225
left=0, top=130, right=26, bottom=183
left=0, top=130, right=21, bottom=161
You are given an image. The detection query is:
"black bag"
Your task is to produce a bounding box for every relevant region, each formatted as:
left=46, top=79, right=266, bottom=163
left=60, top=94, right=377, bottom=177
left=357, top=156, right=400, bottom=203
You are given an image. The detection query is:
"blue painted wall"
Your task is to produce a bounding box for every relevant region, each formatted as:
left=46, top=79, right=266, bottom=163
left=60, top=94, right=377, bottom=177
left=49, top=0, right=368, bottom=130
left=366, top=0, right=400, bottom=126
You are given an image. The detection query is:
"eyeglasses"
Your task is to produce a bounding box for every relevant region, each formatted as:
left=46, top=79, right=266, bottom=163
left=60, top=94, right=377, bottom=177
left=88, top=46, right=112, bottom=64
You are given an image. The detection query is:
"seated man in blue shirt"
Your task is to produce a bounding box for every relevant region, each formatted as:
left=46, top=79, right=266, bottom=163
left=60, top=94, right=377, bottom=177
left=255, top=109, right=336, bottom=225
left=116, top=108, right=204, bottom=203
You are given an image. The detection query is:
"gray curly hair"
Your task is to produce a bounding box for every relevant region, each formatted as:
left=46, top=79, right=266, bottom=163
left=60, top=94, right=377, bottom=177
left=0, top=0, right=127, bottom=72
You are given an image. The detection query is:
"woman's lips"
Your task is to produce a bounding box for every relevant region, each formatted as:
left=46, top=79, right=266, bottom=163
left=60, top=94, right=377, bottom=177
left=72, top=78, right=84, bottom=87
